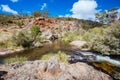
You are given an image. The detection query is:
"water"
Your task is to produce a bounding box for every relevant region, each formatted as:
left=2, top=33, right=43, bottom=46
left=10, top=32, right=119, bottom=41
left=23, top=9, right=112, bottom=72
left=96, top=55, right=120, bottom=67
left=0, top=40, right=120, bottom=79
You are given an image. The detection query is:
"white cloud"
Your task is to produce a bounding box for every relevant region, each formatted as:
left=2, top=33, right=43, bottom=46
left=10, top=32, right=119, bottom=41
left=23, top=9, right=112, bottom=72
left=1, top=5, right=18, bottom=15
left=70, top=0, right=98, bottom=20
left=59, top=14, right=71, bottom=17
left=10, top=0, right=18, bottom=3
left=41, top=3, right=47, bottom=10
left=60, top=0, right=99, bottom=20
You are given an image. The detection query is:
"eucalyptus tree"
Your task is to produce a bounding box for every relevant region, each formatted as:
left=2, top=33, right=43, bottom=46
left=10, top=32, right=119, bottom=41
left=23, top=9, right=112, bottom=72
left=42, top=10, right=49, bottom=17
left=33, top=11, right=42, bottom=17
left=96, top=8, right=118, bottom=24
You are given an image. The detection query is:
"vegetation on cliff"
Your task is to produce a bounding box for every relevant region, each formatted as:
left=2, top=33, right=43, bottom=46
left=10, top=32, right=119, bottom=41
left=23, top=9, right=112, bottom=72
left=0, top=8, right=120, bottom=55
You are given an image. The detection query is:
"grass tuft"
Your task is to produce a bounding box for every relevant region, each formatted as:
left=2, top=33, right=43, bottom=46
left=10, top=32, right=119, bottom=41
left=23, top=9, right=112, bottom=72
left=4, top=56, right=27, bottom=64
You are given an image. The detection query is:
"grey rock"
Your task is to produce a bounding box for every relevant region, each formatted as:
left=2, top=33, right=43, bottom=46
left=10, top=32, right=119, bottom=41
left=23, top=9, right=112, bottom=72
left=0, top=58, right=112, bottom=80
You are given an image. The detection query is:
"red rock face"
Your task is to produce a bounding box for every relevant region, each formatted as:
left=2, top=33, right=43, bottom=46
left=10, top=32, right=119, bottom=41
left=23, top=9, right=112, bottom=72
left=33, top=17, right=80, bottom=32
left=34, top=17, right=57, bottom=28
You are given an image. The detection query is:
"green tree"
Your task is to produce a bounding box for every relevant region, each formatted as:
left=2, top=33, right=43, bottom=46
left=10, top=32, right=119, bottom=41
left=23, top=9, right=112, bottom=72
left=91, top=20, right=120, bottom=55
left=96, top=8, right=118, bottom=23
left=42, top=10, right=49, bottom=17
left=33, top=11, right=41, bottom=17
left=30, top=26, right=41, bottom=41
left=12, top=31, right=31, bottom=48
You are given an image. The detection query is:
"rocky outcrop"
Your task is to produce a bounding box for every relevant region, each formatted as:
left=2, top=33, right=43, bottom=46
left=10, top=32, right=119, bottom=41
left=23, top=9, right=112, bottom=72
left=0, top=48, right=25, bottom=56
left=70, top=41, right=88, bottom=50
left=34, top=17, right=57, bottom=28
left=0, top=58, right=112, bottom=80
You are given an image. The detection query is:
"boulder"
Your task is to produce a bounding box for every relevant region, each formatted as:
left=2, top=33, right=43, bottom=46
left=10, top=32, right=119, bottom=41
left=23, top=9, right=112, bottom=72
left=34, top=42, right=43, bottom=48
left=70, top=41, right=88, bottom=50
left=0, top=58, right=112, bottom=80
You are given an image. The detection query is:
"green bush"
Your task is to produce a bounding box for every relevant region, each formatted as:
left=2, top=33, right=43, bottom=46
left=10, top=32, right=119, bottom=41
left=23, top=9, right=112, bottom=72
left=41, top=53, right=55, bottom=60
left=11, top=31, right=32, bottom=48
left=61, top=29, right=85, bottom=42
left=102, top=21, right=120, bottom=55
left=55, top=51, right=68, bottom=64
left=30, top=26, right=41, bottom=37
left=90, top=21, right=120, bottom=55
left=9, top=26, right=42, bottom=48
left=0, top=42, right=6, bottom=47
left=4, top=56, right=27, bottom=64
left=16, top=20, right=24, bottom=27
left=41, top=51, right=68, bottom=64
left=0, top=14, right=14, bottom=25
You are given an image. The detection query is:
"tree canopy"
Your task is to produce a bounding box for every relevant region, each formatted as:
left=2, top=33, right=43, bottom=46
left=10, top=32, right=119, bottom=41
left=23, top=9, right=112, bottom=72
left=96, top=8, right=119, bottom=24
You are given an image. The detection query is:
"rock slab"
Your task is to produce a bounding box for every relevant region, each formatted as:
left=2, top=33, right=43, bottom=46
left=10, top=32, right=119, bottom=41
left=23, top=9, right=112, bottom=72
left=0, top=58, right=112, bottom=80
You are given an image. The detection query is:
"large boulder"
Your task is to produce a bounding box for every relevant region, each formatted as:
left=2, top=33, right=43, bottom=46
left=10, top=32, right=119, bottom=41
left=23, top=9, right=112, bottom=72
left=70, top=41, right=88, bottom=50
left=0, top=58, right=112, bottom=80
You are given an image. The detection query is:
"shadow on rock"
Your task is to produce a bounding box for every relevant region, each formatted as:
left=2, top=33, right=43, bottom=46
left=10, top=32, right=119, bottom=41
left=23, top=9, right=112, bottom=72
left=0, top=71, right=8, bottom=80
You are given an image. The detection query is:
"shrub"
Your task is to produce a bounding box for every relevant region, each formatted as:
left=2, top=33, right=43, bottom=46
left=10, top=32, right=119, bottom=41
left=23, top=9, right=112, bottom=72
left=16, top=20, right=24, bottom=27
left=0, top=14, right=14, bottom=25
left=41, top=51, right=68, bottom=64
left=9, top=26, right=42, bottom=48
left=41, top=53, right=55, bottom=60
left=102, top=21, right=120, bottom=55
left=11, top=31, right=32, bottom=48
left=0, top=42, right=6, bottom=47
left=91, top=21, right=120, bottom=55
left=61, top=29, right=85, bottom=42
left=82, top=27, right=105, bottom=50
left=4, top=56, right=27, bottom=64
left=30, top=26, right=41, bottom=37
left=32, top=11, right=42, bottom=17
left=55, top=51, right=68, bottom=64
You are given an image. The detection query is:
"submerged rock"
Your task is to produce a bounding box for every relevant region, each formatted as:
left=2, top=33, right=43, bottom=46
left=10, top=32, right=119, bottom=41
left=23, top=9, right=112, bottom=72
left=0, top=58, right=112, bottom=80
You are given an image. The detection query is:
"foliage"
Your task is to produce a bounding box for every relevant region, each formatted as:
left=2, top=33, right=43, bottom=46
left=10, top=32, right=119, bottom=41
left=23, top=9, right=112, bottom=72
left=96, top=8, right=118, bottom=24
left=61, top=29, right=86, bottom=42
left=57, top=17, right=78, bottom=21
left=32, top=10, right=49, bottom=17
left=11, top=31, right=32, bottom=48
left=0, top=14, right=14, bottom=24
left=41, top=51, right=68, bottom=64
left=41, top=53, right=54, bottom=60
left=0, top=42, right=6, bottom=47
left=57, top=17, right=103, bottom=30
left=16, top=20, right=24, bottom=27
left=55, top=51, right=68, bottom=64
left=33, top=11, right=42, bottom=17
left=0, top=14, right=26, bottom=25
left=30, top=25, right=41, bottom=37
left=102, top=21, right=120, bottom=55
left=30, top=26, right=42, bottom=46
left=88, top=20, right=120, bottom=55
left=10, top=26, right=42, bottom=48
left=4, top=56, right=27, bottom=64
left=82, top=27, right=105, bottom=41
left=42, top=10, right=49, bottom=17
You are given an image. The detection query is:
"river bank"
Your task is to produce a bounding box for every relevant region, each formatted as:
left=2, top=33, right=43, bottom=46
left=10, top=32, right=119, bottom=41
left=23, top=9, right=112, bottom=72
left=0, top=40, right=120, bottom=79
left=0, top=57, right=112, bottom=80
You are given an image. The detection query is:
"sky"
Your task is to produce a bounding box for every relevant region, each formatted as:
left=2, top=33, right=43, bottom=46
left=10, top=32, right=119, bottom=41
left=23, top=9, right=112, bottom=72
left=0, top=0, right=120, bottom=20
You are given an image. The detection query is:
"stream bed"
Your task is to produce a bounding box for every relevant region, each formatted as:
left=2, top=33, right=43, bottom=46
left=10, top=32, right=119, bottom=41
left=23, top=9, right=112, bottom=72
left=0, top=40, right=120, bottom=79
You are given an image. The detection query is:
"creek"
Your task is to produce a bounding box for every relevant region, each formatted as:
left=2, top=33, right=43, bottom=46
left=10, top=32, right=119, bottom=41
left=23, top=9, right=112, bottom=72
left=0, top=40, right=120, bottom=79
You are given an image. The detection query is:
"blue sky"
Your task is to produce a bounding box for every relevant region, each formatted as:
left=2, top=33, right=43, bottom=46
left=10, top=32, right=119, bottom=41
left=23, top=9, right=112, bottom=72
left=0, top=0, right=120, bottom=20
